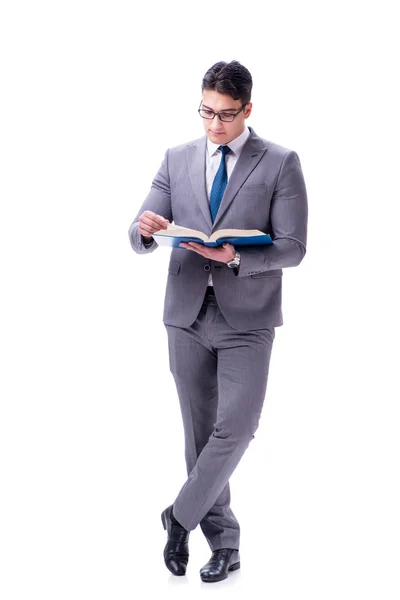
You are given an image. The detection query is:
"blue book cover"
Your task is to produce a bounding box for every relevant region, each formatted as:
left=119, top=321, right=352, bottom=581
left=152, top=225, right=273, bottom=248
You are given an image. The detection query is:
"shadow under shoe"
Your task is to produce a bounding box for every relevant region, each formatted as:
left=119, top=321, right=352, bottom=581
left=161, top=505, right=189, bottom=576
left=200, top=548, right=240, bottom=582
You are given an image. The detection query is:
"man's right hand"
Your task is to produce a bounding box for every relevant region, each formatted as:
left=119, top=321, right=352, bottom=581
left=138, top=210, right=169, bottom=243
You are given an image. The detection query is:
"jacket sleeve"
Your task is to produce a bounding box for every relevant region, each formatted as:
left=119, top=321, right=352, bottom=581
left=234, top=150, right=308, bottom=277
left=128, top=150, right=173, bottom=255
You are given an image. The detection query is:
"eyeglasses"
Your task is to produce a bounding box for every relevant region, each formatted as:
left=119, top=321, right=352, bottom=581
left=198, top=102, right=248, bottom=122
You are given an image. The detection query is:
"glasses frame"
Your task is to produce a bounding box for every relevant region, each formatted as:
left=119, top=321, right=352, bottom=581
left=198, top=101, right=248, bottom=122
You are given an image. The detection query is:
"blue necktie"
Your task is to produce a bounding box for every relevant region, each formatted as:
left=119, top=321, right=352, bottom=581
left=209, top=145, right=231, bottom=223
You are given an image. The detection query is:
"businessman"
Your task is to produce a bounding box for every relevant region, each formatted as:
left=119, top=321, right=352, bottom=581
left=128, top=60, right=308, bottom=582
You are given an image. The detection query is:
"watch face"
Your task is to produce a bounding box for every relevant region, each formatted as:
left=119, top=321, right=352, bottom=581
left=228, top=251, right=240, bottom=268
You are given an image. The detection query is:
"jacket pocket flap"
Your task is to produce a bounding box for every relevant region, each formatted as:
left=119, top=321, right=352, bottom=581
left=250, top=269, right=282, bottom=278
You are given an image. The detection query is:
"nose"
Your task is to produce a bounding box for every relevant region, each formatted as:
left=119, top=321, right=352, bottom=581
left=211, top=115, right=224, bottom=131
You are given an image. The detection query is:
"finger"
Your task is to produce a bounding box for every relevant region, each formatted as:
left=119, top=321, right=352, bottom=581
left=180, top=242, right=203, bottom=254
left=141, top=214, right=169, bottom=232
left=188, top=243, right=208, bottom=256
left=138, top=219, right=156, bottom=236
left=154, top=215, right=169, bottom=228
left=140, top=214, right=162, bottom=227
left=180, top=243, right=198, bottom=252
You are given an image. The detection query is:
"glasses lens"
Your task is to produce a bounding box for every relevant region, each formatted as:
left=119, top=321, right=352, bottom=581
left=199, top=109, right=215, bottom=119
left=219, top=113, right=236, bottom=122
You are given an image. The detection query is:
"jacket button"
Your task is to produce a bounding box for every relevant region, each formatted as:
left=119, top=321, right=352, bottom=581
left=204, top=264, right=211, bottom=271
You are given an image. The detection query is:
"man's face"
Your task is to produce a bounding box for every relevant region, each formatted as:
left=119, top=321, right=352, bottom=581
left=201, top=89, right=252, bottom=146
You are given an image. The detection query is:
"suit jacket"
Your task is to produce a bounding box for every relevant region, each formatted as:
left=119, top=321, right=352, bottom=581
left=128, top=127, right=308, bottom=330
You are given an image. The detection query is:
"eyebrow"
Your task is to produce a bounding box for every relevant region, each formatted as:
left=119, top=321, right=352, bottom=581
left=202, top=104, right=238, bottom=112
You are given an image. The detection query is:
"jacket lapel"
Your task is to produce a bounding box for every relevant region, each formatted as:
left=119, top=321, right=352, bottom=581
left=186, top=136, right=213, bottom=230
left=186, top=128, right=269, bottom=233
left=212, top=128, right=269, bottom=231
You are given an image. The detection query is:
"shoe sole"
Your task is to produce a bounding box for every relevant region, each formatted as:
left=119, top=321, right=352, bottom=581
left=200, top=561, right=241, bottom=583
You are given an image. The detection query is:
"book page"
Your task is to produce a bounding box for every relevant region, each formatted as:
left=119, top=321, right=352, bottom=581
left=154, top=223, right=208, bottom=242
left=210, top=228, right=266, bottom=242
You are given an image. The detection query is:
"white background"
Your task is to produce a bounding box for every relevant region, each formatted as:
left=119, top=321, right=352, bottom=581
left=1, top=1, right=399, bottom=598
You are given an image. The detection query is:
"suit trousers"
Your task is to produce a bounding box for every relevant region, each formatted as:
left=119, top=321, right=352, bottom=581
left=164, top=286, right=275, bottom=551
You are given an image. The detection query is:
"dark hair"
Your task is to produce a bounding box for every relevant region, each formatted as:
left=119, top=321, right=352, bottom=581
left=202, top=61, right=253, bottom=105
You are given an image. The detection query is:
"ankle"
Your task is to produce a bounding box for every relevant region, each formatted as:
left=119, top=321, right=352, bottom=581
left=171, top=508, right=186, bottom=530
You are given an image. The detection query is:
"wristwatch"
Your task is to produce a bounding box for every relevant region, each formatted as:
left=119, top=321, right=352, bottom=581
left=226, top=250, right=241, bottom=269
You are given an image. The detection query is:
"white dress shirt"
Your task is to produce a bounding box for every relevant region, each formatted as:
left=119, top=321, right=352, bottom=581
left=206, top=126, right=250, bottom=285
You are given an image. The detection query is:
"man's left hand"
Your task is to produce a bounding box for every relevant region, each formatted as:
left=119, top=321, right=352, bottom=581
left=179, top=241, right=235, bottom=264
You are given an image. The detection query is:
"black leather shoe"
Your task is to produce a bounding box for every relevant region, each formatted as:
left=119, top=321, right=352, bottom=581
left=200, top=548, right=240, bottom=582
left=161, top=505, right=189, bottom=576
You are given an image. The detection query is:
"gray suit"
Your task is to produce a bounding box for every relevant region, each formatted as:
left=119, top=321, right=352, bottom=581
left=128, top=127, right=307, bottom=550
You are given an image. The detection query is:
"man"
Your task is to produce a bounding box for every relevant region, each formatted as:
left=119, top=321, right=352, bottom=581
left=128, top=60, right=308, bottom=582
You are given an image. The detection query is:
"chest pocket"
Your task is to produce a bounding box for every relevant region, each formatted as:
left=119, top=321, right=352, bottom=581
left=237, top=183, right=268, bottom=197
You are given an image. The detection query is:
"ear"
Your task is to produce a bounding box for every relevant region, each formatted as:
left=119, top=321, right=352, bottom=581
left=244, top=102, right=253, bottom=119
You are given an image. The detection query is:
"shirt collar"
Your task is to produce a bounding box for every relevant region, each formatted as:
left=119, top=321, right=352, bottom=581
left=207, top=126, right=251, bottom=158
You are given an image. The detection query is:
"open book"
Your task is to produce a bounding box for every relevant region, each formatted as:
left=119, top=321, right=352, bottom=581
left=152, top=224, right=273, bottom=248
